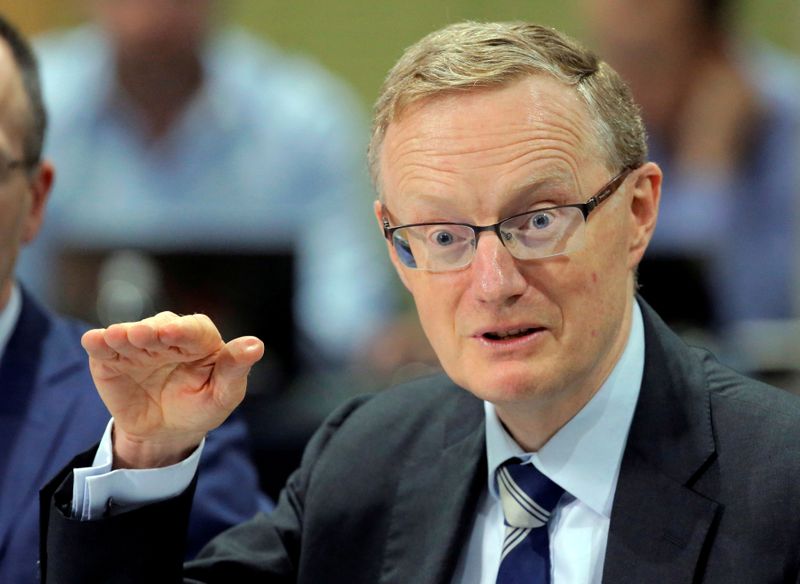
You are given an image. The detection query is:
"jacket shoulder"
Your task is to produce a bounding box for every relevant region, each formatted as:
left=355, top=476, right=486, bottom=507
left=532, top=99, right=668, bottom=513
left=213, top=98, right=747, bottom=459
left=698, top=348, right=800, bottom=454
left=326, top=374, right=477, bottom=446
left=290, top=372, right=480, bottom=486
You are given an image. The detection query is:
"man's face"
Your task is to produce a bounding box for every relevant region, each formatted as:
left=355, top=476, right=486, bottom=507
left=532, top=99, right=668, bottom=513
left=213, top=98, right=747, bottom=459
left=0, top=42, right=51, bottom=308
left=378, top=76, right=658, bottom=418
left=93, top=0, right=214, bottom=66
left=581, top=0, right=707, bottom=133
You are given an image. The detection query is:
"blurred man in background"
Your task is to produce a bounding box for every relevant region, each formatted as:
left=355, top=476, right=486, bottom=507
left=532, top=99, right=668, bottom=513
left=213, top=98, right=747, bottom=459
left=17, top=0, right=396, bottom=369
left=0, top=14, right=270, bottom=583
left=583, top=0, right=800, bottom=351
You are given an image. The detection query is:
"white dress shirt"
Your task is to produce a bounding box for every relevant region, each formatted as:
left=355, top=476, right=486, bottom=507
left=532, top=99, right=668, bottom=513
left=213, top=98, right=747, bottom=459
left=72, top=420, right=205, bottom=519
left=451, top=302, right=645, bottom=584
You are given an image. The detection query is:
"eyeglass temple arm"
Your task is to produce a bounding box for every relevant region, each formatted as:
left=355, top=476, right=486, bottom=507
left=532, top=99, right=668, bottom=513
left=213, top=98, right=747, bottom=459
left=5, top=158, right=41, bottom=178
left=582, top=166, right=637, bottom=217
left=380, top=204, right=393, bottom=239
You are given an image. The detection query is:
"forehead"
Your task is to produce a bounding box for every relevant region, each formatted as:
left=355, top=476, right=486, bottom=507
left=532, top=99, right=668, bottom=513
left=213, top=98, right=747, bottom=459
left=0, top=40, right=28, bottom=155
left=379, top=75, right=603, bottom=213
left=95, top=0, right=214, bottom=33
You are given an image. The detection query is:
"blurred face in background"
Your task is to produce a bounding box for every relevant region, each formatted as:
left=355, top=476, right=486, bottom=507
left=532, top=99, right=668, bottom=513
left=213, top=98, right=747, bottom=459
left=581, top=0, right=710, bottom=134
left=92, top=0, right=215, bottom=68
left=0, top=41, right=51, bottom=308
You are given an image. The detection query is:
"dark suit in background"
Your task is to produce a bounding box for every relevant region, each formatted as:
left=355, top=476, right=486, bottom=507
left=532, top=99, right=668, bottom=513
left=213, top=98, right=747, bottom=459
left=40, top=301, right=800, bottom=583
left=1, top=289, right=269, bottom=584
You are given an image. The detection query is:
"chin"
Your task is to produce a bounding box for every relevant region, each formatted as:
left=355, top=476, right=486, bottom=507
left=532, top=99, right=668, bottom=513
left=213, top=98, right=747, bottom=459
left=454, top=361, right=554, bottom=406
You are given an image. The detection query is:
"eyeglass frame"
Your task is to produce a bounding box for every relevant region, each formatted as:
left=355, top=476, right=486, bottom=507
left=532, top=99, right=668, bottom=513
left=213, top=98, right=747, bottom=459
left=381, top=164, right=641, bottom=270
left=0, top=156, right=40, bottom=181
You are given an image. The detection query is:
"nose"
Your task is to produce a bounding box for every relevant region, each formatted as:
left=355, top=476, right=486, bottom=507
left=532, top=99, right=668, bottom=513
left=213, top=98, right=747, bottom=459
left=469, top=231, right=527, bottom=304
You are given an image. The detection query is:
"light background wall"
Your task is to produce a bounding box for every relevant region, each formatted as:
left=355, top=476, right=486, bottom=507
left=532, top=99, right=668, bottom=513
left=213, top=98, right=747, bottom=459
left=1, top=0, right=797, bottom=108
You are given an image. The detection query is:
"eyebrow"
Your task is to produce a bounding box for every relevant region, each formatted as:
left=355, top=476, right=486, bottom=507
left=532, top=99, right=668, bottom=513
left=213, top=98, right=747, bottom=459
left=388, top=169, right=580, bottom=224
left=507, top=171, right=578, bottom=203
left=403, top=171, right=577, bottom=206
left=387, top=193, right=463, bottom=223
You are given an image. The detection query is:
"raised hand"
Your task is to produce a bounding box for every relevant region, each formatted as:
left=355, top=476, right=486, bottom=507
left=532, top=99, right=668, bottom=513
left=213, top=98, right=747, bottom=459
left=81, top=311, right=264, bottom=469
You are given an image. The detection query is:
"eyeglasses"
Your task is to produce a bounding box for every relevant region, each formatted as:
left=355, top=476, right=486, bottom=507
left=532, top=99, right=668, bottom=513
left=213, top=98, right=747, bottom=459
left=0, top=157, right=38, bottom=183
left=382, top=165, right=638, bottom=272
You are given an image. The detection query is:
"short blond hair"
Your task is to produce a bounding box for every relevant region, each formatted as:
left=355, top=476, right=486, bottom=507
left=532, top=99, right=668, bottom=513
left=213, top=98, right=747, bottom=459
left=368, top=21, right=647, bottom=193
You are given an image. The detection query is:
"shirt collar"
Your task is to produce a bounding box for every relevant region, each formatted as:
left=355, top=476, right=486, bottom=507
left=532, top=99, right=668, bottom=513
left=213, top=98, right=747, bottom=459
left=0, top=284, right=22, bottom=363
left=485, top=301, right=645, bottom=518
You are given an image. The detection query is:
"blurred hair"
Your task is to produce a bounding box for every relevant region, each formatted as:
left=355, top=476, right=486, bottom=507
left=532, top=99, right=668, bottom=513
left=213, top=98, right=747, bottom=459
left=0, top=14, right=46, bottom=165
left=700, top=0, right=733, bottom=30
left=368, top=21, right=647, bottom=194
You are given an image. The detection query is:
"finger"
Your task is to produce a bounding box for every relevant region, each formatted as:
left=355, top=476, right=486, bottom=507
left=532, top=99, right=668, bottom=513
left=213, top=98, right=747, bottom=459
left=81, top=328, right=118, bottom=360
left=127, top=311, right=182, bottom=352
left=147, top=310, right=179, bottom=326
left=210, top=336, right=264, bottom=411
left=102, top=322, right=143, bottom=358
left=158, top=314, right=223, bottom=358
left=127, top=322, right=160, bottom=352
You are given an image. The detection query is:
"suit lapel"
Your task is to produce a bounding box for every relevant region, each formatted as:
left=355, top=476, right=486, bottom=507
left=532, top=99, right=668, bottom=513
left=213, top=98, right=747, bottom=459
left=603, top=300, right=720, bottom=583
left=378, top=386, right=486, bottom=584
left=0, top=293, right=87, bottom=550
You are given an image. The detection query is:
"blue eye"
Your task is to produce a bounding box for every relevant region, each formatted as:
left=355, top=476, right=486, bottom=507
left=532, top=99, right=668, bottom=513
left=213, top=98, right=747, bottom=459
left=432, top=230, right=455, bottom=246
left=529, top=212, right=553, bottom=229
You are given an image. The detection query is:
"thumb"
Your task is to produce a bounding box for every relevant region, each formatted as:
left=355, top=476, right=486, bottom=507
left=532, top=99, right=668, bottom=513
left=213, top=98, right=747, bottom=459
left=211, top=336, right=265, bottom=411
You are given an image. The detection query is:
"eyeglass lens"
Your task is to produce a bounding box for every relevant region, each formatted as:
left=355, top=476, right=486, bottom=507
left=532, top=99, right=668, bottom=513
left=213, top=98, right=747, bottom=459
left=392, top=206, right=587, bottom=271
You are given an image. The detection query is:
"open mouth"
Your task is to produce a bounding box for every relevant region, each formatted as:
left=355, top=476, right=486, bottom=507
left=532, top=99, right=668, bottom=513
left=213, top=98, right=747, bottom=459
left=482, top=327, right=542, bottom=341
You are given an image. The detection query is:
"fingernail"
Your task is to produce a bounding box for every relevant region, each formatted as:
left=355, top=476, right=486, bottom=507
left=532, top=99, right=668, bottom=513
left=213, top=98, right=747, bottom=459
left=241, top=338, right=259, bottom=353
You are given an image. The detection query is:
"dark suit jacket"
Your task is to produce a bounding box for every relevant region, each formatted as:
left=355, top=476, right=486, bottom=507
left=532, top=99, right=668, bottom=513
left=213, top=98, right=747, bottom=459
left=1, top=289, right=269, bottom=584
left=40, top=300, right=800, bottom=583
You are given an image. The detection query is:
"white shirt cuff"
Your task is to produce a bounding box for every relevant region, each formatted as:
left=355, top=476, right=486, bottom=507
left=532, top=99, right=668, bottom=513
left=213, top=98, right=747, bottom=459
left=71, top=419, right=205, bottom=520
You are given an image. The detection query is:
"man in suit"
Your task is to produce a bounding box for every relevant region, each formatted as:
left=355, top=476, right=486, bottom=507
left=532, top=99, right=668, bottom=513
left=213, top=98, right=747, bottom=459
left=0, top=15, right=271, bottom=583
left=42, top=21, right=800, bottom=583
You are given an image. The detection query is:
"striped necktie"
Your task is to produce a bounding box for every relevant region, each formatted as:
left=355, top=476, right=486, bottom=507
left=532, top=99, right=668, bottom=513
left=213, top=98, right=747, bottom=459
left=495, top=459, right=565, bottom=584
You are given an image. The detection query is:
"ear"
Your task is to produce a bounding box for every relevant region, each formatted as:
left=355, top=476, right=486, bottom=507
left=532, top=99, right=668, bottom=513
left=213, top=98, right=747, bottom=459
left=21, top=160, right=54, bottom=244
left=373, top=199, right=413, bottom=292
left=626, top=162, right=661, bottom=270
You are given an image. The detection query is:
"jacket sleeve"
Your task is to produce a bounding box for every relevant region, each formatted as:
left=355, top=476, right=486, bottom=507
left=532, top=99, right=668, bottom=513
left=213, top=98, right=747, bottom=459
left=39, top=446, right=196, bottom=584
left=40, top=395, right=371, bottom=584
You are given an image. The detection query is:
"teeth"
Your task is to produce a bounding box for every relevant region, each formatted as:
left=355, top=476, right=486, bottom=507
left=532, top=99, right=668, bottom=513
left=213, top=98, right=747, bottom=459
left=487, top=327, right=534, bottom=339
left=497, top=329, right=522, bottom=339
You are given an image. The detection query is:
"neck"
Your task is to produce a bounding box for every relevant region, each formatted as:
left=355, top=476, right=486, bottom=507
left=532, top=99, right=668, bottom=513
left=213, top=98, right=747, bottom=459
left=114, top=54, right=203, bottom=141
